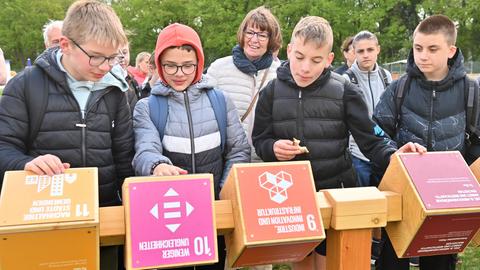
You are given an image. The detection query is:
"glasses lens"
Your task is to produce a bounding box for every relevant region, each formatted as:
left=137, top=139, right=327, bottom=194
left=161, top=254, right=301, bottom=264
left=108, top=57, right=120, bottom=66
left=181, top=64, right=196, bottom=75
left=258, top=33, right=269, bottom=41
left=89, top=56, right=107, bottom=67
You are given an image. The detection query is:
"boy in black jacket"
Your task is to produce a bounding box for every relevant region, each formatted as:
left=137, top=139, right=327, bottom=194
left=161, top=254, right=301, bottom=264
left=252, top=16, right=425, bottom=269
left=373, top=15, right=480, bottom=270
left=0, top=1, right=134, bottom=269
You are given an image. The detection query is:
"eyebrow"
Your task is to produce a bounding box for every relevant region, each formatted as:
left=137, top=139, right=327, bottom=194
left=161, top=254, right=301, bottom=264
left=294, top=50, right=323, bottom=60
left=414, top=43, right=440, bottom=49
left=163, top=60, right=196, bottom=64
left=246, top=28, right=268, bottom=33
left=86, top=48, right=119, bottom=58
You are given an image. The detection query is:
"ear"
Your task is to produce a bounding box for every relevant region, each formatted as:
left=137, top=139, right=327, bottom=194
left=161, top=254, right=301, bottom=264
left=377, top=45, right=381, bottom=54
left=286, top=43, right=293, bottom=60
left=448, top=45, right=457, bottom=59
left=326, top=52, right=335, bottom=66
left=59, top=36, right=72, bottom=54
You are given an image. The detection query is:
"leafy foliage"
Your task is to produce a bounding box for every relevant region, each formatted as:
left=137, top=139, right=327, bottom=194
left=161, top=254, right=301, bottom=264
left=0, top=0, right=479, bottom=70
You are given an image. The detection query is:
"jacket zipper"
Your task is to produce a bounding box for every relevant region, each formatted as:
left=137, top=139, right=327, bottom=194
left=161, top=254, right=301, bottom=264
left=75, top=91, right=111, bottom=166
left=427, top=90, right=436, bottom=149
left=297, top=90, right=304, bottom=143
left=367, top=70, right=375, bottom=112
left=184, top=91, right=196, bottom=173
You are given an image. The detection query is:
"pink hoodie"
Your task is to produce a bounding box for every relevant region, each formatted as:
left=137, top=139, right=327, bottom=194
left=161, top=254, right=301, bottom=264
left=154, top=23, right=204, bottom=85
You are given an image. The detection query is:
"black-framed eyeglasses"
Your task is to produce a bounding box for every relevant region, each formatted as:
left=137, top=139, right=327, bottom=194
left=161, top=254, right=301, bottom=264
left=244, top=30, right=270, bottom=41
left=70, top=39, right=120, bottom=67
left=162, top=63, right=197, bottom=75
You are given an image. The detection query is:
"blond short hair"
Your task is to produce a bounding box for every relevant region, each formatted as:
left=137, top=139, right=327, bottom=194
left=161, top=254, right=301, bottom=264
left=135, top=52, right=151, bottom=68
left=291, top=16, right=333, bottom=51
left=237, top=6, right=282, bottom=53
left=62, top=0, right=127, bottom=49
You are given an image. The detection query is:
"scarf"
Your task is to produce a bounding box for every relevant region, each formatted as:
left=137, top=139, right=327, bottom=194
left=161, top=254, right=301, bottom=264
left=232, top=44, right=273, bottom=75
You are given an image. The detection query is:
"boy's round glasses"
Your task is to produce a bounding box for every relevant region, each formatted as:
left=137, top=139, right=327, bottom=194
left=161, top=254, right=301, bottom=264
left=162, top=64, right=197, bottom=75
left=244, top=30, right=270, bottom=41
left=70, top=39, right=121, bottom=67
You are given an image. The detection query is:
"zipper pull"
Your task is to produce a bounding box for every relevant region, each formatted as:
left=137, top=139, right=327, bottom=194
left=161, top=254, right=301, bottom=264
left=76, top=110, right=87, bottom=128
left=299, top=91, right=302, bottom=99
left=432, top=90, right=436, bottom=99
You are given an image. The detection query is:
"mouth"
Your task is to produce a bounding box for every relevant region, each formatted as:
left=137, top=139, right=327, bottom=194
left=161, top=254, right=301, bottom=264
left=93, top=73, right=105, bottom=79
left=297, top=74, right=311, bottom=81
left=172, top=80, right=187, bottom=85
left=247, top=44, right=260, bottom=50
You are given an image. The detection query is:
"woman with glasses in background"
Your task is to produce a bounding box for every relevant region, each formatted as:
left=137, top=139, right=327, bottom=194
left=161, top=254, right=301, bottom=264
left=207, top=6, right=282, bottom=166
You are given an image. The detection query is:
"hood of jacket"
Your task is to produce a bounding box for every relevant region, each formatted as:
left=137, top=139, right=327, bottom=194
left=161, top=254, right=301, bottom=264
left=276, top=60, right=331, bottom=91
left=406, top=48, right=466, bottom=92
left=154, top=23, right=204, bottom=85
left=150, top=74, right=216, bottom=97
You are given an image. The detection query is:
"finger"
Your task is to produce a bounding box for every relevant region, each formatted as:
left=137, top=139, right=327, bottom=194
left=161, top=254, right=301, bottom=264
left=62, top=163, right=71, bottom=169
left=175, top=167, right=188, bottom=174
left=25, top=162, right=45, bottom=175
left=415, top=143, right=427, bottom=153
left=32, top=159, right=55, bottom=176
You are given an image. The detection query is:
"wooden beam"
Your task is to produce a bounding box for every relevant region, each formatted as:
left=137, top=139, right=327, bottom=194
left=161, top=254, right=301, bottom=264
left=99, top=191, right=402, bottom=246
left=326, top=228, right=372, bottom=270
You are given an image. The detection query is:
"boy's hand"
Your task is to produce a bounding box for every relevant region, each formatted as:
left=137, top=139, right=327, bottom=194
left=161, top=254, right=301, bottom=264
left=395, top=142, right=427, bottom=155
left=152, top=163, right=188, bottom=176
left=273, top=140, right=304, bottom=161
left=24, top=154, right=70, bottom=176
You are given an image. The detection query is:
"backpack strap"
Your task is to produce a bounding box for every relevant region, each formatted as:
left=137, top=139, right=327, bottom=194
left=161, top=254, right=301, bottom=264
left=466, top=77, right=479, bottom=134
left=25, top=66, right=48, bottom=147
left=379, top=67, right=390, bottom=88
left=393, top=74, right=410, bottom=133
left=148, top=94, right=169, bottom=140
left=345, top=69, right=358, bottom=84
left=148, top=89, right=227, bottom=152
left=206, top=89, right=227, bottom=152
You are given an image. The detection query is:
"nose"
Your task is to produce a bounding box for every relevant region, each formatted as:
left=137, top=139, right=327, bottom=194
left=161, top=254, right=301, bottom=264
left=98, top=60, right=112, bottom=72
left=300, top=61, right=311, bottom=74
left=250, top=33, right=260, bottom=42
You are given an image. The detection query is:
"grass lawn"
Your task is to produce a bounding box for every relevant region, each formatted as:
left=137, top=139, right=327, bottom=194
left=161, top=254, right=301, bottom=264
left=236, top=245, right=479, bottom=270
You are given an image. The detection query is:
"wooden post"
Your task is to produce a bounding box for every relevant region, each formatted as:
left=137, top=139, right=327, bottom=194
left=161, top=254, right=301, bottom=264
left=326, top=229, right=372, bottom=270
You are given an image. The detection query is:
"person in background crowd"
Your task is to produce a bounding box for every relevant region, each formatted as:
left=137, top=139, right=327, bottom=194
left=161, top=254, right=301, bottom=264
left=139, top=52, right=158, bottom=98
left=42, top=20, right=63, bottom=48
left=343, top=30, right=392, bottom=188
left=119, top=43, right=140, bottom=109
left=207, top=6, right=282, bottom=165
left=334, top=36, right=355, bottom=75
left=128, top=51, right=151, bottom=85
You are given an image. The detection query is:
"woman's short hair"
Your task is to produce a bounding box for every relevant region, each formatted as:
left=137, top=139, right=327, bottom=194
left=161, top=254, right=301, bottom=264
left=236, top=6, right=282, bottom=53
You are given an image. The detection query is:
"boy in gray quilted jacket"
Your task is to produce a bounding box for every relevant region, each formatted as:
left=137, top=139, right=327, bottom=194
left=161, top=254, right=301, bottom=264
left=132, top=23, right=250, bottom=198
left=132, top=23, right=250, bottom=270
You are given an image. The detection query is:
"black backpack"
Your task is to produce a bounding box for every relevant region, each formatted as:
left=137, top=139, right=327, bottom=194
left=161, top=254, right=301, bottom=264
left=345, top=67, right=390, bottom=89
left=24, top=66, right=123, bottom=146
left=393, top=74, right=479, bottom=142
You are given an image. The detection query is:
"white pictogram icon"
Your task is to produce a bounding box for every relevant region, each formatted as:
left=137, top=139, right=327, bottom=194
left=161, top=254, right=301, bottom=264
left=25, top=173, right=77, bottom=197
left=149, top=188, right=195, bottom=232
left=259, top=171, right=293, bottom=204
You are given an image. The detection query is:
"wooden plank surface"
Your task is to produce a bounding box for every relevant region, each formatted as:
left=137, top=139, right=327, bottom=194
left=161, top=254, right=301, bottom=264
left=99, top=191, right=402, bottom=246
left=326, top=228, right=372, bottom=270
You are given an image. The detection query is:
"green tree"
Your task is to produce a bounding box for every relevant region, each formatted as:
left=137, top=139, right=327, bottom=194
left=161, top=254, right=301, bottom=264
left=0, top=0, right=73, bottom=70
